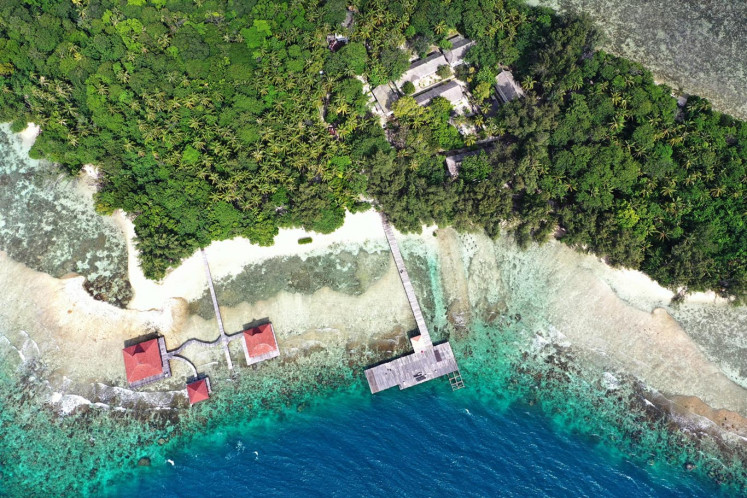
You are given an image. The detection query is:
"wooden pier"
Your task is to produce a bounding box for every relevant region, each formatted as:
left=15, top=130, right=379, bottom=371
left=365, top=215, right=464, bottom=394
left=365, top=342, right=460, bottom=393
left=381, top=216, right=432, bottom=346
left=201, top=249, right=233, bottom=370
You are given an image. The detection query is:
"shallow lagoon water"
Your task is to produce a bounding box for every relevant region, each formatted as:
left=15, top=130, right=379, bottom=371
left=0, top=112, right=746, bottom=496
left=0, top=125, right=130, bottom=304
left=1, top=205, right=746, bottom=495
left=529, top=0, right=747, bottom=119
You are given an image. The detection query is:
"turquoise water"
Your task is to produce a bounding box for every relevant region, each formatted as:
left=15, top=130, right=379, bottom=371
left=121, top=381, right=721, bottom=497
left=0, top=124, right=745, bottom=496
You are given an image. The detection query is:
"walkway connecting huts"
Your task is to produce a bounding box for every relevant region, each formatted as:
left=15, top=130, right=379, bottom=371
left=364, top=215, right=464, bottom=394
left=121, top=249, right=281, bottom=405
left=494, top=70, right=525, bottom=103
left=242, top=323, right=280, bottom=366
left=201, top=249, right=233, bottom=370
left=122, top=337, right=171, bottom=388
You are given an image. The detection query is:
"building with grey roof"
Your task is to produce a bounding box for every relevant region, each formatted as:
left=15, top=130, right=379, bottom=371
left=371, top=83, right=399, bottom=116
left=494, top=70, right=525, bottom=103
left=413, top=80, right=466, bottom=109
left=395, top=52, right=448, bottom=90
left=442, top=35, right=475, bottom=67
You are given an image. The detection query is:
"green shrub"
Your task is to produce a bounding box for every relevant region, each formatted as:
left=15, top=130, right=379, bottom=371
left=401, top=81, right=416, bottom=96
left=298, top=237, right=313, bottom=245
left=436, top=64, right=452, bottom=79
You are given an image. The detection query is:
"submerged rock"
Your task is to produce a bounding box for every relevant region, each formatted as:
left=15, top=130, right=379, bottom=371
left=137, top=457, right=151, bottom=467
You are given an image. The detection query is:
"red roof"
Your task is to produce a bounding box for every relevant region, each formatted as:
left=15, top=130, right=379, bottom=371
left=187, top=379, right=210, bottom=405
left=243, top=323, right=278, bottom=357
left=122, top=338, right=164, bottom=383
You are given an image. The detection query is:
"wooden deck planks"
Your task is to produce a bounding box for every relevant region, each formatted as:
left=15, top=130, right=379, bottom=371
left=365, top=342, right=459, bottom=394
left=201, top=249, right=234, bottom=370
left=365, top=215, right=464, bottom=394
left=381, top=216, right=432, bottom=346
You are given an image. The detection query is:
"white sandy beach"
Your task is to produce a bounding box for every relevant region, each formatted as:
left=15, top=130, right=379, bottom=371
left=3, top=124, right=745, bottom=437
left=116, top=208, right=390, bottom=310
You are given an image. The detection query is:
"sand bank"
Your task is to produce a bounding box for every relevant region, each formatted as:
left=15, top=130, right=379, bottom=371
left=19, top=123, right=40, bottom=150
left=117, top=209, right=389, bottom=311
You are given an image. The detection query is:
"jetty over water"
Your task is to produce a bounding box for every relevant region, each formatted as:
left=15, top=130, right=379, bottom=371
left=365, top=215, right=464, bottom=394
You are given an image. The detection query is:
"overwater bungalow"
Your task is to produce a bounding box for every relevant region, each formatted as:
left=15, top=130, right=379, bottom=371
left=122, top=337, right=171, bottom=388
left=187, top=377, right=212, bottom=405
left=242, top=322, right=280, bottom=366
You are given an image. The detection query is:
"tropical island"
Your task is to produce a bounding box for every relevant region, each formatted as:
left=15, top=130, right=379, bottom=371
left=0, top=0, right=744, bottom=301
left=0, top=0, right=745, bottom=495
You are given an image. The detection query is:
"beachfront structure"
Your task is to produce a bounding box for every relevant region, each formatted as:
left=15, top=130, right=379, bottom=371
left=364, top=215, right=464, bottom=394
left=442, top=35, right=475, bottom=67
left=122, top=337, right=171, bottom=388
left=242, top=323, right=280, bottom=366
left=187, top=378, right=212, bottom=405
left=494, top=70, right=525, bottom=103
left=395, top=51, right=449, bottom=91
left=413, top=80, right=468, bottom=111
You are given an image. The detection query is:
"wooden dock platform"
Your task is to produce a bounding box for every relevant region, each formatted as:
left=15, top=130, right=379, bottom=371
left=365, top=342, right=459, bottom=393
left=365, top=214, right=464, bottom=394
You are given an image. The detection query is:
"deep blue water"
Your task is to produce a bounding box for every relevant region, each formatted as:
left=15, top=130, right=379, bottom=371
left=123, top=383, right=720, bottom=497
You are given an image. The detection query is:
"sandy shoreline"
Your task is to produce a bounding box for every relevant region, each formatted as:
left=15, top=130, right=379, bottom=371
left=114, top=209, right=389, bottom=311
left=3, top=123, right=745, bottom=449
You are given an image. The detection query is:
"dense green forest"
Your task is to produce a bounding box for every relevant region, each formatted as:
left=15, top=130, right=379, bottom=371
left=0, top=0, right=744, bottom=300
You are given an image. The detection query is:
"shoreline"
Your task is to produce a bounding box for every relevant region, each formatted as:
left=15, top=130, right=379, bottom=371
left=1, top=123, right=745, bottom=493
left=113, top=208, right=390, bottom=311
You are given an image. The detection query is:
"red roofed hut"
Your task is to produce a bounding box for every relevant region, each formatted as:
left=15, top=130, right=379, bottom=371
left=122, top=337, right=171, bottom=388
left=242, top=323, right=280, bottom=366
left=187, top=378, right=212, bottom=405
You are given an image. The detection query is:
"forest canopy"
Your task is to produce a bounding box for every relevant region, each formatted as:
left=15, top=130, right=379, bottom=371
left=0, top=0, right=744, bottom=301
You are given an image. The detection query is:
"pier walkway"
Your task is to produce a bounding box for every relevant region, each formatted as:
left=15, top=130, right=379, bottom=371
left=381, top=215, right=432, bottom=346
left=365, top=214, right=463, bottom=394
left=201, top=249, right=233, bottom=370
